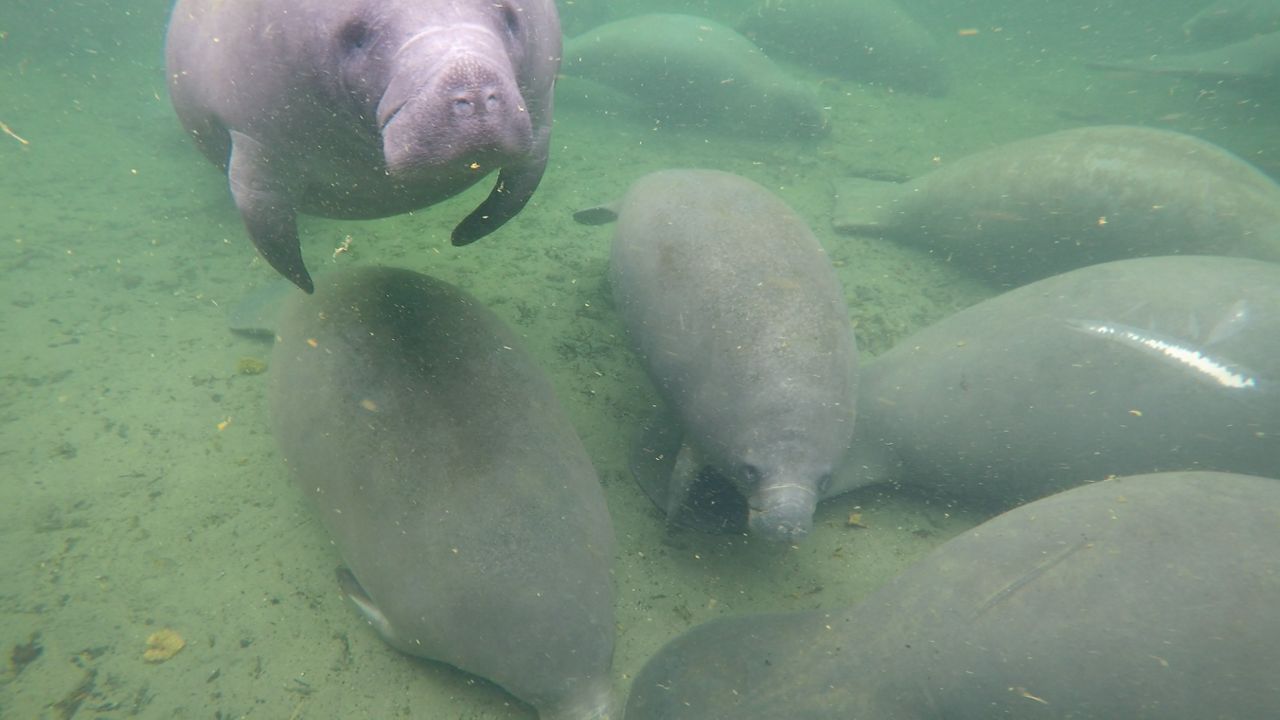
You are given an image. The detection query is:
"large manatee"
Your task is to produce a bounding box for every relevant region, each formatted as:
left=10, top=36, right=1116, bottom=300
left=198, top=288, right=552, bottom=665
left=561, top=14, right=827, bottom=138
left=832, top=125, right=1280, bottom=285
left=1183, top=0, right=1280, bottom=42
left=269, top=267, right=616, bottom=719
left=165, top=0, right=561, bottom=292
left=577, top=169, right=857, bottom=542
left=835, top=256, right=1280, bottom=507
left=738, top=0, right=948, bottom=95
left=1089, top=30, right=1280, bottom=83
left=625, top=471, right=1280, bottom=719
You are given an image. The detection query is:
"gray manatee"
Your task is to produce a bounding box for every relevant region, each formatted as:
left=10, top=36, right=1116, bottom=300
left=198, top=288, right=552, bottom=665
left=625, top=471, right=1280, bottom=719
left=835, top=255, right=1280, bottom=507
left=577, top=169, right=857, bottom=542
left=1183, top=0, right=1280, bottom=42
left=561, top=14, right=827, bottom=138
left=1088, top=30, right=1280, bottom=83
left=738, top=0, right=948, bottom=95
left=833, top=125, right=1280, bottom=285
left=165, top=0, right=561, bottom=292
left=269, top=267, right=616, bottom=720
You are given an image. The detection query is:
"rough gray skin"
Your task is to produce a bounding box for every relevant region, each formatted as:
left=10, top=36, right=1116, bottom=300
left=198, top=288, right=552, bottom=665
left=1089, top=30, right=1280, bottom=82
left=833, top=125, right=1280, bottom=286
left=584, top=169, right=857, bottom=543
left=625, top=471, right=1280, bottom=719
left=833, top=256, right=1280, bottom=508
left=561, top=15, right=827, bottom=138
left=165, top=0, right=561, bottom=293
left=269, top=267, right=615, bottom=720
left=738, top=0, right=948, bottom=95
left=1182, top=0, right=1280, bottom=42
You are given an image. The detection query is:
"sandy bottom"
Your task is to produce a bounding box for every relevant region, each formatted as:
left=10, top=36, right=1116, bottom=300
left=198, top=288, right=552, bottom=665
left=1, top=1, right=1276, bottom=717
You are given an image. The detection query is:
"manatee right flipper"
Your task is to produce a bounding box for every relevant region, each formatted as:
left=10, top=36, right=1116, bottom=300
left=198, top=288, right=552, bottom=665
left=451, top=150, right=550, bottom=246
left=631, top=410, right=748, bottom=534
left=226, top=276, right=302, bottom=338
left=336, top=567, right=401, bottom=649
left=227, top=131, right=314, bottom=293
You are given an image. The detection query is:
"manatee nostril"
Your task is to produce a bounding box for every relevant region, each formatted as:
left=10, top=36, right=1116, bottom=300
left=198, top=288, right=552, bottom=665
left=452, top=96, right=476, bottom=116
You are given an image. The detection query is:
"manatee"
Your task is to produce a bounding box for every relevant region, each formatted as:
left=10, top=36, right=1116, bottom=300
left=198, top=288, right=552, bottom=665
left=625, top=471, right=1280, bottom=719
left=833, top=125, right=1280, bottom=285
left=577, top=169, right=857, bottom=542
left=1088, top=30, right=1280, bottom=83
left=269, top=267, right=616, bottom=719
left=1183, top=0, right=1280, bottom=43
left=165, top=0, right=561, bottom=292
left=738, top=0, right=948, bottom=95
left=561, top=14, right=827, bottom=138
left=833, top=256, right=1280, bottom=508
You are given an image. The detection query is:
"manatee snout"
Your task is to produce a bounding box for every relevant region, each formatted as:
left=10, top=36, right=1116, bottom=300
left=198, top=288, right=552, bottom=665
left=380, top=52, right=532, bottom=177
left=748, top=481, right=819, bottom=543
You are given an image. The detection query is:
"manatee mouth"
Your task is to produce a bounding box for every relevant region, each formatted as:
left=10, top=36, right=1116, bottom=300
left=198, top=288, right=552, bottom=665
left=748, top=483, right=819, bottom=543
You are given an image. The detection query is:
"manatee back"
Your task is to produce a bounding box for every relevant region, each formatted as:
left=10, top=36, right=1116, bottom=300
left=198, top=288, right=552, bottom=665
left=269, top=266, right=615, bottom=717
left=626, top=471, right=1280, bottom=719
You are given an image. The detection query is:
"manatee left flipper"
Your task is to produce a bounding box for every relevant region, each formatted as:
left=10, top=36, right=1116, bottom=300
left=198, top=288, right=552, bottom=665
left=631, top=410, right=748, bottom=534
left=227, top=130, right=314, bottom=293
left=451, top=153, right=549, bottom=246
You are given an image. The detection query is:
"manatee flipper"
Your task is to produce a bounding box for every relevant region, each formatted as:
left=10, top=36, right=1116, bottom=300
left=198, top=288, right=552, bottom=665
left=336, top=567, right=400, bottom=645
left=227, top=131, right=314, bottom=293
left=631, top=411, right=748, bottom=533
left=452, top=153, right=549, bottom=246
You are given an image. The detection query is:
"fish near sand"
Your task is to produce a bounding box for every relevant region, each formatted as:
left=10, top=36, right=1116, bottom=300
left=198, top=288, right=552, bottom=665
left=832, top=125, right=1280, bottom=285
left=269, top=267, right=616, bottom=719
left=577, top=169, right=857, bottom=542
left=834, top=255, right=1280, bottom=508
left=625, top=471, right=1280, bottom=719
left=165, top=0, right=562, bottom=292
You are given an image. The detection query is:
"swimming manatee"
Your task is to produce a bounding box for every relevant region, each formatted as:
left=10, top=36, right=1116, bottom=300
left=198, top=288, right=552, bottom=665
left=834, top=256, right=1280, bottom=508
left=832, top=125, right=1280, bottom=286
left=738, top=0, right=948, bottom=95
left=165, top=0, right=561, bottom=292
left=576, top=169, right=857, bottom=542
left=1088, top=30, right=1280, bottom=83
left=625, top=471, right=1280, bottom=719
left=561, top=15, right=827, bottom=138
left=1182, top=0, right=1280, bottom=43
left=269, top=267, right=616, bottom=719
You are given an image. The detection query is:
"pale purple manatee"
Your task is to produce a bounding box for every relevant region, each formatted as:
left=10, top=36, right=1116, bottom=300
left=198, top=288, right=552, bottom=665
left=576, top=169, right=857, bottom=542
left=1088, top=30, right=1280, bottom=83
left=738, top=0, right=948, bottom=95
left=561, top=14, right=827, bottom=138
left=833, top=125, right=1280, bottom=285
left=834, top=255, right=1280, bottom=507
left=165, top=0, right=561, bottom=292
left=625, top=471, right=1280, bottom=719
left=270, top=267, right=616, bottom=719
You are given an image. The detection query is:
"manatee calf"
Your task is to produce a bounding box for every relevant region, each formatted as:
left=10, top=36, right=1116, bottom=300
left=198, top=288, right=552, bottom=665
left=833, top=125, right=1280, bottom=285
left=165, top=0, right=561, bottom=292
left=625, top=471, right=1280, bottom=719
left=738, top=0, right=948, bottom=95
left=1088, top=30, right=1280, bottom=83
left=1183, top=0, right=1280, bottom=42
left=561, top=15, right=826, bottom=138
left=834, top=256, right=1280, bottom=507
left=269, top=267, right=615, bottom=719
left=577, top=169, right=857, bottom=542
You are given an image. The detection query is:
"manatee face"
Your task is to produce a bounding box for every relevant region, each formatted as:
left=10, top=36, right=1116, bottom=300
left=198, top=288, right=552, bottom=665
left=333, top=2, right=536, bottom=180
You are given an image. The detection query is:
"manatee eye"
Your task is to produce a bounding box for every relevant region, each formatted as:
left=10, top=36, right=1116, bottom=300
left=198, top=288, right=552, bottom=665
left=339, top=19, right=372, bottom=53
left=739, top=464, right=762, bottom=491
